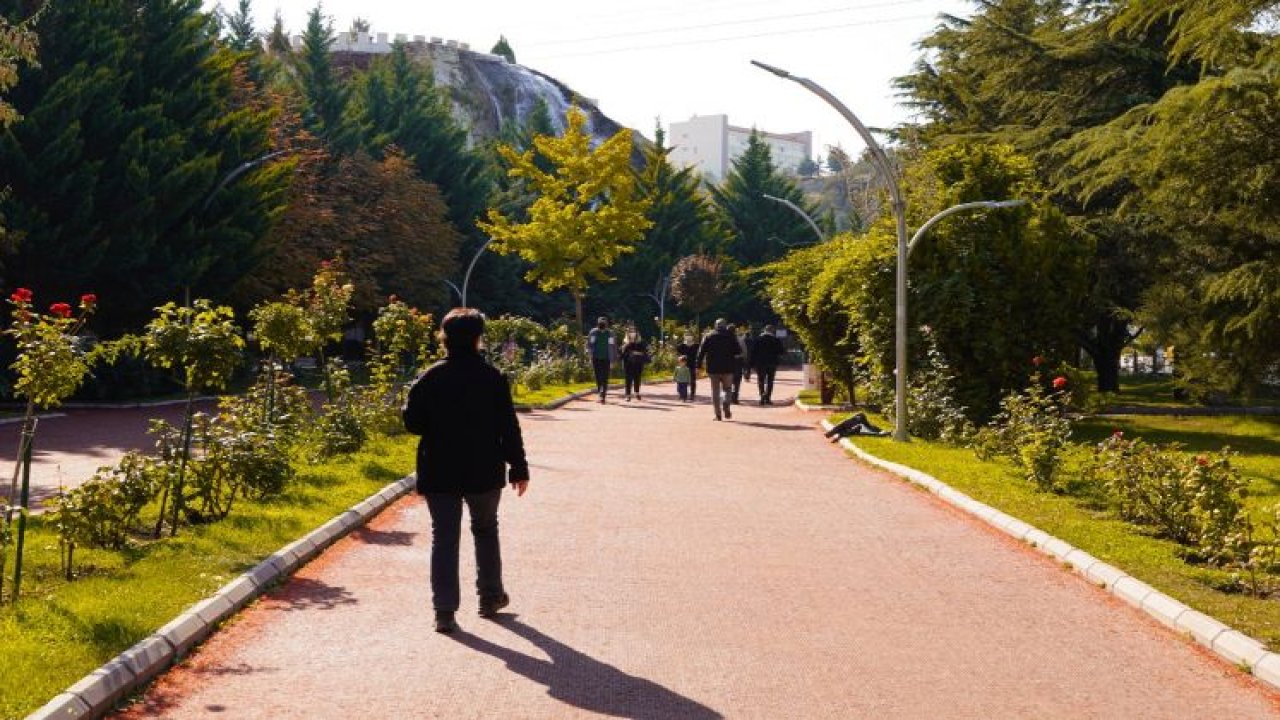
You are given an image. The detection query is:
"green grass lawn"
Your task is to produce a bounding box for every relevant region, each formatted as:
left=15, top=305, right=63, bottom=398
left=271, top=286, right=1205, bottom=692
left=836, top=411, right=1280, bottom=648
left=512, top=369, right=672, bottom=408
left=0, top=434, right=415, bottom=720
left=1103, top=373, right=1280, bottom=409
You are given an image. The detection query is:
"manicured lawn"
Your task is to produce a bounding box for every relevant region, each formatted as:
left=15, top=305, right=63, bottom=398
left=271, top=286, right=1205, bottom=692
left=0, top=435, right=415, bottom=720
left=835, top=411, right=1280, bottom=648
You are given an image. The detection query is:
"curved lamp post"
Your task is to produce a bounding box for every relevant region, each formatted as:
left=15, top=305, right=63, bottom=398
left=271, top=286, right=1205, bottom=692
left=752, top=59, right=909, bottom=439
left=762, top=193, right=825, bottom=244
left=751, top=60, right=1026, bottom=441
left=460, top=236, right=495, bottom=308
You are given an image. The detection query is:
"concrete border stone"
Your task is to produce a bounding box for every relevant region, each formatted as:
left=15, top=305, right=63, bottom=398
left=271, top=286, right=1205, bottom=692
left=25, top=693, right=92, bottom=719
left=37, top=473, right=415, bottom=719
left=821, top=419, right=1280, bottom=692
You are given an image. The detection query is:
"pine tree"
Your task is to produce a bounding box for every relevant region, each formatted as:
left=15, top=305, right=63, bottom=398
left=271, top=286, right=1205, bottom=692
left=223, top=0, right=257, bottom=52
left=293, top=5, right=353, bottom=153
left=352, top=43, right=491, bottom=233
left=490, top=35, right=515, bottom=63
left=710, top=131, right=818, bottom=319
left=0, top=0, right=288, bottom=332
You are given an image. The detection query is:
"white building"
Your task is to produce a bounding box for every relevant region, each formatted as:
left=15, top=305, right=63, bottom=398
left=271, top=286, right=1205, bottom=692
left=667, top=114, right=813, bottom=184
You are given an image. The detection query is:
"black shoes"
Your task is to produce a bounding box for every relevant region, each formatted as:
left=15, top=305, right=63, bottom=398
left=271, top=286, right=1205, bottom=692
left=479, top=593, right=510, bottom=618
left=435, top=611, right=458, bottom=634
left=724, top=405, right=732, bottom=419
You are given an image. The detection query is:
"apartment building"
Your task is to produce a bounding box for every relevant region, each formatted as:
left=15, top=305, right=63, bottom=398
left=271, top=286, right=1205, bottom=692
left=667, top=114, right=812, bottom=183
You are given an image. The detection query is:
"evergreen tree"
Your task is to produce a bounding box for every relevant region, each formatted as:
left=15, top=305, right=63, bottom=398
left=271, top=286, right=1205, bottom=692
left=597, top=125, right=728, bottom=327
left=491, top=35, right=515, bottom=63
left=267, top=11, right=290, bottom=55
left=351, top=43, right=491, bottom=233
left=293, top=5, right=353, bottom=152
left=710, top=130, right=818, bottom=320
left=0, top=0, right=288, bottom=333
left=223, top=0, right=256, bottom=52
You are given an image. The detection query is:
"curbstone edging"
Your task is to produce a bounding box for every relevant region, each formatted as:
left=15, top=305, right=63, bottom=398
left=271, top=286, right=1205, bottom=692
left=35, top=473, right=415, bottom=719
left=822, top=419, right=1280, bottom=692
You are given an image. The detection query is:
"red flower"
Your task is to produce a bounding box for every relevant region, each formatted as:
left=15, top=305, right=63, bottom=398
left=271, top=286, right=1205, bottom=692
left=1052, top=376, right=1068, bottom=390
left=319, top=260, right=332, bottom=270
left=1032, top=355, right=1044, bottom=367
left=80, top=293, right=97, bottom=308
left=48, top=302, right=72, bottom=318
left=1196, top=456, right=1209, bottom=467
left=10, top=287, right=32, bottom=304
left=1111, top=429, right=1123, bottom=438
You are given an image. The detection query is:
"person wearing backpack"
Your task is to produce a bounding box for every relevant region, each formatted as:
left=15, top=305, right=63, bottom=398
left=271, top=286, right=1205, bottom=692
left=586, top=316, right=618, bottom=403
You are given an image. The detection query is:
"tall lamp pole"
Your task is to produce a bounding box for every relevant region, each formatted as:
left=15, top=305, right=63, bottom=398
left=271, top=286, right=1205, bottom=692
left=460, top=237, right=495, bottom=308
left=751, top=61, right=1025, bottom=441
left=751, top=60, right=909, bottom=440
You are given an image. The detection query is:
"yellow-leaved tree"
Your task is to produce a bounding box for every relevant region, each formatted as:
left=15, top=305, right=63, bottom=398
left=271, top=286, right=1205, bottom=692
left=480, top=107, right=652, bottom=328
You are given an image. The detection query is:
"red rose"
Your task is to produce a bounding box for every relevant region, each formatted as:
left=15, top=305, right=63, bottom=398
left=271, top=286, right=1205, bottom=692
left=49, top=302, right=72, bottom=318
left=80, top=293, right=97, bottom=307
left=1112, top=429, right=1123, bottom=438
left=1032, top=355, right=1044, bottom=367
left=1196, top=456, right=1209, bottom=467
left=1052, top=376, right=1068, bottom=390
left=10, top=287, right=32, bottom=304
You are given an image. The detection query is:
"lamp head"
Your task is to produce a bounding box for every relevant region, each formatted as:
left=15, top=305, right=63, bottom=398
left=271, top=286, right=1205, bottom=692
left=986, top=199, right=1028, bottom=209
left=750, top=60, right=791, bottom=79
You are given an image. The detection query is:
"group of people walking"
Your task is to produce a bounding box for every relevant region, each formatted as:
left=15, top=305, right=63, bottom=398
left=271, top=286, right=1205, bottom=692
left=589, top=316, right=786, bottom=421
left=403, top=309, right=789, bottom=634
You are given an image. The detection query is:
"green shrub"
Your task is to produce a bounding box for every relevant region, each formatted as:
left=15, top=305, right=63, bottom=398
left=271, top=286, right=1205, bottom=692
left=52, top=451, right=161, bottom=558
left=903, top=333, right=973, bottom=443
left=972, top=371, right=1073, bottom=491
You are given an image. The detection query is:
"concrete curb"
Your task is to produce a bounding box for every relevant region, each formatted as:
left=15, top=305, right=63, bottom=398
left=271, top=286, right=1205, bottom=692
left=26, top=473, right=418, bottom=720
left=820, top=419, right=1280, bottom=690
left=793, top=399, right=853, bottom=412
left=0, top=412, right=66, bottom=426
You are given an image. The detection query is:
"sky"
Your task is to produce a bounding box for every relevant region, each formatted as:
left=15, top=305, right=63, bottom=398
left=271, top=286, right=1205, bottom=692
left=232, top=0, right=976, bottom=159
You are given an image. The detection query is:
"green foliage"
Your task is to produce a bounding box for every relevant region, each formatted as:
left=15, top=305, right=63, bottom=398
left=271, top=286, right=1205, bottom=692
left=293, top=6, right=353, bottom=151
left=972, top=370, right=1073, bottom=492
left=142, top=300, right=244, bottom=392
left=4, top=290, right=97, bottom=408
left=669, top=253, right=724, bottom=321
left=52, top=452, right=160, bottom=552
left=480, top=107, right=652, bottom=327
left=352, top=43, right=492, bottom=233
left=1082, top=433, right=1249, bottom=566
left=710, top=131, right=818, bottom=318
left=490, top=35, right=515, bottom=63
left=0, top=11, right=36, bottom=129
left=0, top=0, right=289, bottom=333
left=900, top=329, right=973, bottom=443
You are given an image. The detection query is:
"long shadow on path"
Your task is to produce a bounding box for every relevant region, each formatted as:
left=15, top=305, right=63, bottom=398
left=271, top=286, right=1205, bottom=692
left=451, top=616, right=722, bottom=720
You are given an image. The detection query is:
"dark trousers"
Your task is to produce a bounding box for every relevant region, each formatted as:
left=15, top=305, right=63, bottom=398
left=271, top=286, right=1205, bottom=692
left=677, top=381, right=689, bottom=400
left=592, top=358, right=611, bottom=397
left=425, top=488, right=504, bottom=612
left=624, top=365, right=643, bottom=396
left=708, top=372, right=734, bottom=418
left=756, top=365, right=777, bottom=402
left=731, top=365, right=743, bottom=403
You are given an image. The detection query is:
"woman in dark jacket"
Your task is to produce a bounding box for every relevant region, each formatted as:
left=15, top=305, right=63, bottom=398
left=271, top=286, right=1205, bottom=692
left=620, top=328, right=650, bottom=401
left=402, top=308, right=530, bottom=634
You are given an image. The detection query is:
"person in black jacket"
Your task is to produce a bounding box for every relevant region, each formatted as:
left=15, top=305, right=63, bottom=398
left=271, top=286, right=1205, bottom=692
left=752, top=325, right=786, bottom=405
left=696, top=318, right=742, bottom=421
left=619, top=328, right=650, bottom=401
left=402, top=308, right=530, bottom=634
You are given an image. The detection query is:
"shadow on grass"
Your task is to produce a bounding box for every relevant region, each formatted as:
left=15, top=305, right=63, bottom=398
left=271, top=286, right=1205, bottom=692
left=451, top=615, right=722, bottom=719
left=360, top=460, right=405, bottom=484
left=733, top=421, right=810, bottom=432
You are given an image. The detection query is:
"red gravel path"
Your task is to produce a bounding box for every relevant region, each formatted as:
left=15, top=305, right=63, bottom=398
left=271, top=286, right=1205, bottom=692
left=113, top=372, right=1280, bottom=718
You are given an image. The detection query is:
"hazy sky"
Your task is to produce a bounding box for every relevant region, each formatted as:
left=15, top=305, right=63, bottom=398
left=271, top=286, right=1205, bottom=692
left=229, top=0, right=975, bottom=159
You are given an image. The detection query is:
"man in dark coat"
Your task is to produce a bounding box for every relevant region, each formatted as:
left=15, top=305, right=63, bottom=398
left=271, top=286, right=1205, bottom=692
left=752, top=324, right=786, bottom=405
left=696, top=318, right=742, bottom=421
left=403, top=308, right=530, bottom=634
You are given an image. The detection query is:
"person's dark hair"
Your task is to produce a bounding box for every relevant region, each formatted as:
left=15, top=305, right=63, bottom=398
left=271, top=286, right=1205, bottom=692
left=440, top=308, right=486, bottom=354
left=596, top=316, right=608, bottom=329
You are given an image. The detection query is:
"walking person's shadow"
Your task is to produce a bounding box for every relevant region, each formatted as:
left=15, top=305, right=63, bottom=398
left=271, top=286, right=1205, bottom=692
left=450, top=615, right=723, bottom=719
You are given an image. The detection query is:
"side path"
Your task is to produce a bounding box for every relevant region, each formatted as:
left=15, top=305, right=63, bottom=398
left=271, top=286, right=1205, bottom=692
left=114, top=371, right=1280, bottom=718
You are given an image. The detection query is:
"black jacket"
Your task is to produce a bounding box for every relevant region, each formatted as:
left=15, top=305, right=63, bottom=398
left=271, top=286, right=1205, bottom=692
left=402, top=351, right=529, bottom=495
left=752, top=333, right=785, bottom=369
left=696, top=329, right=742, bottom=375
left=620, top=340, right=650, bottom=371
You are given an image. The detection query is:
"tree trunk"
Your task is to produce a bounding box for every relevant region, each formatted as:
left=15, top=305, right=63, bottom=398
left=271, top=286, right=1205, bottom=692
left=1083, top=315, right=1130, bottom=393
left=573, top=291, right=584, bottom=332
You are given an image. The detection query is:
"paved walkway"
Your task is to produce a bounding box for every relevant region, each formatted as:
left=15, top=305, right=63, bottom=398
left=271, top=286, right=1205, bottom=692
left=113, top=371, right=1279, bottom=718
left=0, top=401, right=218, bottom=508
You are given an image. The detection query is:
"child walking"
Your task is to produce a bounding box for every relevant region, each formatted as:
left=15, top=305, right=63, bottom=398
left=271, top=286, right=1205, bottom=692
left=674, top=356, right=692, bottom=401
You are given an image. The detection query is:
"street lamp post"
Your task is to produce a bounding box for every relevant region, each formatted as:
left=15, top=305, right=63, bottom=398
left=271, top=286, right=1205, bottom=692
left=752, top=60, right=910, bottom=440
left=460, top=236, right=495, bottom=308
left=751, top=61, right=1025, bottom=441
left=761, top=193, right=825, bottom=244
